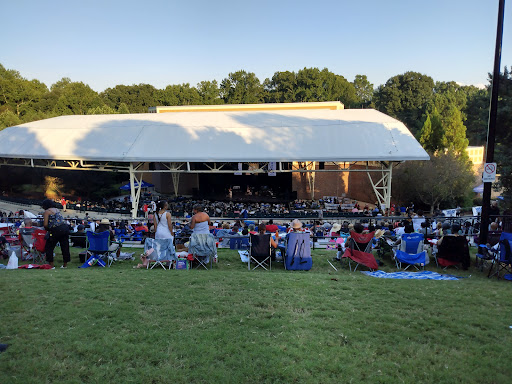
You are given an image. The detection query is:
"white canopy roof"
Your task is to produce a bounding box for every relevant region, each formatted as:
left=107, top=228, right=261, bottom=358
left=0, top=109, right=429, bottom=162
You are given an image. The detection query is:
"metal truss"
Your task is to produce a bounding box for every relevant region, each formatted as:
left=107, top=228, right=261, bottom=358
left=0, top=157, right=397, bottom=217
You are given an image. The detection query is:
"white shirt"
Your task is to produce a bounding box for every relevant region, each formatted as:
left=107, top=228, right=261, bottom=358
left=155, top=211, right=173, bottom=239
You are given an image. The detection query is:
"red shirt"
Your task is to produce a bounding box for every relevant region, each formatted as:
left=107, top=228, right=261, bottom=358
left=266, top=224, right=278, bottom=232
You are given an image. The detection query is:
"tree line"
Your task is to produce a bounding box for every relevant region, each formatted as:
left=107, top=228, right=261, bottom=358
left=0, top=63, right=511, bottom=210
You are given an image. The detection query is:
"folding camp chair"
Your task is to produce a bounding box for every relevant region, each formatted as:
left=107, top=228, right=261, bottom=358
left=230, top=237, right=250, bottom=250
left=85, top=231, right=111, bottom=267
left=19, top=227, right=36, bottom=260
left=342, top=231, right=378, bottom=271
left=394, top=233, right=427, bottom=270
left=284, top=232, right=312, bottom=271
left=488, top=232, right=512, bottom=279
left=31, top=229, right=47, bottom=263
left=434, top=235, right=470, bottom=270
left=143, top=238, right=176, bottom=270
left=188, top=233, right=216, bottom=270
left=248, top=233, right=272, bottom=270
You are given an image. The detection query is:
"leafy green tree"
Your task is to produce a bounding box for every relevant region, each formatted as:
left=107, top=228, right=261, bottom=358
left=464, top=87, right=488, bottom=146
left=393, top=151, right=475, bottom=214
left=87, top=104, right=117, bottom=114
left=220, top=70, right=264, bottom=104
left=374, top=71, right=435, bottom=134
left=264, top=71, right=297, bottom=103
left=442, top=104, right=469, bottom=155
left=117, top=102, right=130, bottom=114
left=419, top=108, right=444, bottom=152
left=197, top=80, right=223, bottom=105
left=353, top=74, right=374, bottom=107
left=294, top=68, right=357, bottom=106
left=101, top=84, right=158, bottom=113
left=49, top=78, right=101, bottom=115
left=0, top=110, right=22, bottom=130
left=494, top=67, right=512, bottom=204
left=0, top=64, right=48, bottom=118
left=160, top=83, right=201, bottom=106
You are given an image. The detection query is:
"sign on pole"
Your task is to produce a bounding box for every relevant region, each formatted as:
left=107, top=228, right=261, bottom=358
left=482, top=162, right=497, bottom=182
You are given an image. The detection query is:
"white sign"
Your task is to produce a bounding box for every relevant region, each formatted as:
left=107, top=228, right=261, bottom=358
left=482, top=162, right=497, bottom=182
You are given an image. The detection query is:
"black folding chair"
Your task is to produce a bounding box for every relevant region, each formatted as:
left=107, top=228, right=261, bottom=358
left=248, top=233, right=272, bottom=270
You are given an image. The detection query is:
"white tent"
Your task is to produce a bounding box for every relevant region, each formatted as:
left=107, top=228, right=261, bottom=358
left=0, top=108, right=429, bottom=216
left=0, top=109, right=428, bottom=162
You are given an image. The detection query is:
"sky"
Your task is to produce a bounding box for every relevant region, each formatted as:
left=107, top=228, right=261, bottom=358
left=1, top=0, right=511, bottom=92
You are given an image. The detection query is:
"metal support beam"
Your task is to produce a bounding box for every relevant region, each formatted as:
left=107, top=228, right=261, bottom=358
left=367, top=162, right=393, bottom=209
left=129, top=163, right=143, bottom=218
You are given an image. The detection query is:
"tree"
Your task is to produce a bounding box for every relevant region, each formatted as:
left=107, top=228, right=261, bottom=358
left=393, top=151, right=475, bottom=214
left=353, top=74, right=373, bottom=107
left=50, top=79, right=101, bottom=115
left=264, top=71, right=297, bottom=103
left=220, top=71, right=264, bottom=104
left=117, top=102, right=130, bottom=114
left=442, top=104, right=469, bottom=155
left=419, top=108, right=444, bottom=152
left=197, top=80, right=223, bottom=105
left=87, top=104, right=117, bottom=114
left=374, top=71, right=435, bottom=134
left=494, top=67, right=512, bottom=204
left=160, top=83, right=201, bottom=106
left=0, top=110, right=21, bottom=130
left=0, top=64, right=48, bottom=118
left=101, top=84, right=158, bottom=113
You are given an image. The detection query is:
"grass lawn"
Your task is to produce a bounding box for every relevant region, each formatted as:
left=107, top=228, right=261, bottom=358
left=1, top=245, right=511, bottom=383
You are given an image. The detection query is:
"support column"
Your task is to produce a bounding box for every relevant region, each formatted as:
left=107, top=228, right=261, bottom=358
left=367, top=162, right=393, bottom=209
left=129, top=163, right=143, bottom=218
left=171, top=162, right=180, bottom=197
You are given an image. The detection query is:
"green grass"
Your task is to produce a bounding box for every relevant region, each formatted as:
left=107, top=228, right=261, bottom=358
left=1, top=247, right=511, bottom=383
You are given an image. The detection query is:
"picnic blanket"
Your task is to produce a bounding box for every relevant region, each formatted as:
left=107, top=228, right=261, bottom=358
left=361, top=270, right=462, bottom=281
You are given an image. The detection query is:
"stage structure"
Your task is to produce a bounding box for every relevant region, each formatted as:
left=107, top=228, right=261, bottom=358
left=0, top=102, right=429, bottom=217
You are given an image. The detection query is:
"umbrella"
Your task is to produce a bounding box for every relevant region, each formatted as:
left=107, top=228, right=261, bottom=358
left=119, top=180, right=154, bottom=190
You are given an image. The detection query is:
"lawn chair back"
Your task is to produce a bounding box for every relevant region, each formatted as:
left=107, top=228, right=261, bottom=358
left=87, top=231, right=110, bottom=253
left=395, top=233, right=426, bottom=270
left=284, top=232, right=312, bottom=271
left=349, top=231, right=375, bottom=252
left=32, top=229, right=47, bottom=252
left=436, top=235, right=470, bottom=270
left=401, top=233, right=424, bottom=254
left=19, top=227, right=36, bottom=249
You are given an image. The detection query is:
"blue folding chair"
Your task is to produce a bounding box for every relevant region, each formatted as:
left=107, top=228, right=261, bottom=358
left=230, top=237, right=250, bottom=250
left=394, top=233, right=426, bottom=270
left=83, top=231, right=111, bottom=267
left=284, top=232, right=312, bottom=271
left=488, top=232, right=512, bottom=279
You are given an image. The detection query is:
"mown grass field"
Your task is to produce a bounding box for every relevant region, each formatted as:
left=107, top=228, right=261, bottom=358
left=1, top=246, right=511, bottom=383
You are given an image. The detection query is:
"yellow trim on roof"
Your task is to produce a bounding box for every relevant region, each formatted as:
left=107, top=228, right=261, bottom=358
left=148, top=101, right=344, bottom=113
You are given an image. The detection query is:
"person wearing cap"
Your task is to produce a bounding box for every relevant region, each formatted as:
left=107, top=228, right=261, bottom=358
left=42, top=199, right=71, bottom=269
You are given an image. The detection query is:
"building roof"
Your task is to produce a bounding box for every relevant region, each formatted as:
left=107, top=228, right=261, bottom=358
left=0, top=108, right=429, bottom=163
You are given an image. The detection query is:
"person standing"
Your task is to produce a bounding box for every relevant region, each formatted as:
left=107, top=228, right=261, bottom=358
left=42, top=199, right=70, bottom=269
left=154, top=201, right=173, bottom=240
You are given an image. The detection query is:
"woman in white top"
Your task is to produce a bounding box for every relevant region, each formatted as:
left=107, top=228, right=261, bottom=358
left=154, top=200, right=173, bottom=239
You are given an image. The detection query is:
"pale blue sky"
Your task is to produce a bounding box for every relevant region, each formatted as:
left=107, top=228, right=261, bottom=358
left=1, top=0, right=510, bottom=92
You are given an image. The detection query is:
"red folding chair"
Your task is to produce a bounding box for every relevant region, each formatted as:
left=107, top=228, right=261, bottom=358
left=342, top=231, right=378, bottom=271
left=32, top=229, right=48, bottom=263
